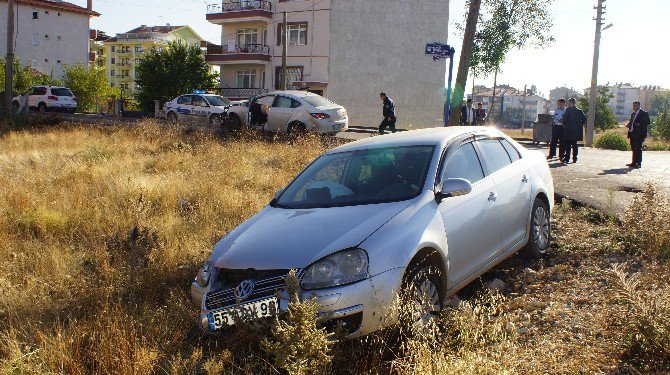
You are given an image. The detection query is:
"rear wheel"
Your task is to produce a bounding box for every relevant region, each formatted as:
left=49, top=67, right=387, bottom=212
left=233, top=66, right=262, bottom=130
left=523, top=198, right=551, bottom=258
left=167, top=112, right=178, bottom=123
left=37, top=103, right=47, bottom=113
left=286, top=121, right=307, bottom=136
left=401, top=265, right=443, bottom=335
left=209, top=114, right=222, bottom=126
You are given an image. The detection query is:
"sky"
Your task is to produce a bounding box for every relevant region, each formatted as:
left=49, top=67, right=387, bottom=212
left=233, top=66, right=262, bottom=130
left=86, top=0, right=668, bottom=99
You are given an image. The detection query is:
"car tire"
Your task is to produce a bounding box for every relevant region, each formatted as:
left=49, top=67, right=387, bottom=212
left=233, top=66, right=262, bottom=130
left=37, top=103, right=47, bottom=113
left=522, top=197, right=551, bottom=259
left=167, top=112, right=178, bottom=123
left=209, top=114, right=221, bottom=126
left=401, top=265, right=443, bottom=335
left=286, top=121, right=307, bottom=136
left=227, top=114, right=242, bottom=129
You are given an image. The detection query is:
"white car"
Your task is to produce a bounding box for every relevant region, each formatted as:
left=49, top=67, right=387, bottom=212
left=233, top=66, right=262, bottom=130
left=191, top=127, right=554, bottom=337
left=165, top=92, right=231, bottom=125
left=12, top=86, right=77, bottom=113
left=226, top=91, right=348, bottom=135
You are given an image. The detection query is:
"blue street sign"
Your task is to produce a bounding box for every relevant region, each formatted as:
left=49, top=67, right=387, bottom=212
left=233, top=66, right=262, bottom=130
left=426, top=42, right=456, bottom=126
left=425, top=42, right=452, bottom=59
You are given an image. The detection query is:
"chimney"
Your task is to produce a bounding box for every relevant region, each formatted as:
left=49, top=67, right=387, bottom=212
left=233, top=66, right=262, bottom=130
left=87, top=0, right=92, bottom=11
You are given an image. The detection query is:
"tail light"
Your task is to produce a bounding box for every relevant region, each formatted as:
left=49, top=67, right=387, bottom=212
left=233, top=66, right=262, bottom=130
left=310, top=113, right=331, bottom=119
left=47, top=95, right=58, bottom=101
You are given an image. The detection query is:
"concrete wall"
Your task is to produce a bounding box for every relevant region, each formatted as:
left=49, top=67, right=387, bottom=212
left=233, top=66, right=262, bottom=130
left=328, top=0, right=449, bottom=129
left=0, top=2, right=90, bottom=77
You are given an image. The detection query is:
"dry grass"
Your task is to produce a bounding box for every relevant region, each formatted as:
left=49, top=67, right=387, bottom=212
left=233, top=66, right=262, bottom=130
left=0, top=121, right=668, bottom=374
left=501, top=126, right=670, bottom=150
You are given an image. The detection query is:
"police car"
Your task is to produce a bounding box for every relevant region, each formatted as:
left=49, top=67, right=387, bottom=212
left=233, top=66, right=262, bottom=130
left=165, top=91, right=231, bottom=125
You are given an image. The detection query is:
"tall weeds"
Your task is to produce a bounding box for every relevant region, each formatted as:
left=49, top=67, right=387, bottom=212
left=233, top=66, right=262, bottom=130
left=619, top=183, right=670, bottom=259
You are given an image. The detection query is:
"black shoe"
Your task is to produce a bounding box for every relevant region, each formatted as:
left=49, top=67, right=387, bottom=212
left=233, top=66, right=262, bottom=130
left=626, top=163, right=636, bottom=167
left=547, top=155, right=554, bottom=160
left=633, top=164, right=641, bottom=169
left=562, top=159, right=570, bottom=164
left=572, top=159, right=577, bottom=163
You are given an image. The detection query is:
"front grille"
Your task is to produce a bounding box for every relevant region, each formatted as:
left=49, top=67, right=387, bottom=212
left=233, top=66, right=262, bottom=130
left=205, top=269, right=289, bottom=311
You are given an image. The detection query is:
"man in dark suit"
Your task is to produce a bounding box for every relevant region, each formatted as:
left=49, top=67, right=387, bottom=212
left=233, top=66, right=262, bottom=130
left=378, top=92, right=397, bottom=134
left=475, top=102, right=486, bottom=125
left=460, top=99, right=475, bottom=125
left=627, top=101, right=650, bottom=169
left=561, top=98, right=587, bottom=163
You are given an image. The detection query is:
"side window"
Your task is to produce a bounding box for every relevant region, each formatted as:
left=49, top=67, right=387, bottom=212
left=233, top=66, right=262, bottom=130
left=177, top=95, right=192, bottom=105
left=476, top=139, right=512, bottom=175
left=256, top=95, right=275, bottom=107
left=291, top=99, right=302, bottom=108
left=441, top=142, right=485, bottom=184
left=192, top=96, right=207, bottom=107
left=273, top=96, right=293, bottom=108
left=33, top=87, right=47, bottom=95
left=500, top=139, right=521, bottom=163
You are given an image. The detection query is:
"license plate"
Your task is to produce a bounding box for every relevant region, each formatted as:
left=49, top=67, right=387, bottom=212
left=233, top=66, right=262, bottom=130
left=208, top=297, right=278, bottom=330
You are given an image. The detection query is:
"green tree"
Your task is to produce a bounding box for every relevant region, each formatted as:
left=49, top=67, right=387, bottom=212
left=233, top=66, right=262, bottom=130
left=578, top=86, right=617, bottom=131
left=62, top=65, right=116, bottom=113
left=649, top=92, right=670, bottom=118
left=135, top=42, right=216, bottom=111
left=502, top=106, right=522, bottom=124
left=0, top=57, right=58, bottom=96
left=652, top=109, right=670, bottom=141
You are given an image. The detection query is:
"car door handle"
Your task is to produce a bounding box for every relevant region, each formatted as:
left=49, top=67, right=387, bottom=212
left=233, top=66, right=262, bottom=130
left=521, top=175, right=528, bottom=183
left=488, top=192, right=497, bottom=202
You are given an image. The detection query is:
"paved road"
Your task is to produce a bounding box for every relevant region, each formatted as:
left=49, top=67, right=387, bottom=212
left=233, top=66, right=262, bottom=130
left=336, top=127, right=670, bottom=215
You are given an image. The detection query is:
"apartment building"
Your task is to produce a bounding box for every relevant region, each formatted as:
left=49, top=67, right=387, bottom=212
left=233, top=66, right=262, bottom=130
left=603, top=83, right=640, bottom=122
left=206, top=0, right=450, bottom=129
left=0, top=0, right=99, bottom=77
left=549, top=86, right=581, bottom=105
left=100, top=25, right=204, bottom=94
left=638, top=85, right=669, bottom=118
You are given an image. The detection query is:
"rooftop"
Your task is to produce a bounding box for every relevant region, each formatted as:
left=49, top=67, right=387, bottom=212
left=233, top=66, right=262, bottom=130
left=2, top=0, right=100, bottom=16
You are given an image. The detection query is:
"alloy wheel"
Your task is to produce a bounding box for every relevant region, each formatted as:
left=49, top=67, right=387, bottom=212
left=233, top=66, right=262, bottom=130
left=533, top=205, right=550, bottom=251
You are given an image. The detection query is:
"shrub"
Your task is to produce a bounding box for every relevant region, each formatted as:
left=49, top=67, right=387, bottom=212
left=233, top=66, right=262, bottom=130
left=594, top=131, right=630, bottom=151
left=652, top=109, right=670, bottom=141
left=612, top=264, right=670, bottom=369
left=619, top=184, right=670, bottom=260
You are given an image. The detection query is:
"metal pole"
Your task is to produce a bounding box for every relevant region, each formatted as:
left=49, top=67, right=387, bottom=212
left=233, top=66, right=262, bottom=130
left=444, top=48, right=454, bottom=126
left=586, top=0, right=605, bottom=147
left=521, top=84, right=527, bottom=133
left=4, top=0, right=15, bottom=116
left=281, top=11, right=288, bottom=91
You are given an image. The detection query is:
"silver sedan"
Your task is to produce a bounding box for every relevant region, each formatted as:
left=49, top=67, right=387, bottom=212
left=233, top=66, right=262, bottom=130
left=191, top=127, right=554, bottom=337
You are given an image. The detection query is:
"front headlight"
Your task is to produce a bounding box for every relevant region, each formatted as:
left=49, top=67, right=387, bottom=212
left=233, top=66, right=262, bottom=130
left=195, top=261, right=212, bottom=287
left=301, top=249, right=369, bottom=290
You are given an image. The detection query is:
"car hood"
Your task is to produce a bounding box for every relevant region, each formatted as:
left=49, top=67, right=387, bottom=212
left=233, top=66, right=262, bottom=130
left=212, top=201, right=412, bottom=270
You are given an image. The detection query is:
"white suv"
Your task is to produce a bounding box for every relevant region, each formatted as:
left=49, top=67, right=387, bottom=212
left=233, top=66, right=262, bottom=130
left=12, top=86, right=77, bottom=113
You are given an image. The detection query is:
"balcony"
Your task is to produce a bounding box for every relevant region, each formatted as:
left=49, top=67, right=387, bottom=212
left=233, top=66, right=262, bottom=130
left=206, top=44, right=271, bottom=65
left=206, top=1, right=273, bottom=24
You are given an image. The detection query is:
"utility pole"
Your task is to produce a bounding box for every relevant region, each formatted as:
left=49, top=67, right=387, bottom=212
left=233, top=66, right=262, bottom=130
left=281, top=11, right=288, bottom=91
left=586, top=0, right=606, bottom=147
left=521, top=84, right=527, bottom=133
left=4, top=0, right=15, bottom=116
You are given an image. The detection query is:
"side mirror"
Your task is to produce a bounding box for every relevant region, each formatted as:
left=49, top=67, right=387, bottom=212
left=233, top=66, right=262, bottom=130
left=435, top=178, right=472, bottom=202
left=274, top=188, right=285, bottom=199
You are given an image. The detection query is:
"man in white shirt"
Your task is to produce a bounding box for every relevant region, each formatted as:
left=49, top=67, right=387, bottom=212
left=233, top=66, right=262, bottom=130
left=547, top=98, right=566, bottom=160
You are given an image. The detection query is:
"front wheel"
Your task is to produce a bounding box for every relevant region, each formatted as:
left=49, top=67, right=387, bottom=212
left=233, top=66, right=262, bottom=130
left=209, top=114, right=222, bottom=126
left=523, top=198, right=551, bottom=258
left=167, top=112, right=178, bottom=123
left=401, top=266, right=443, bottom=335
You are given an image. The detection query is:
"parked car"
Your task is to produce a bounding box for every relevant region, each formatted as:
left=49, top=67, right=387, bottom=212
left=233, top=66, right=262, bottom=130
left=191, top=127, right=554, bottom=337
left=164, top=92, right=231, bottom=125
left=226, top=91, right=348, bottom=135
left=12, top=86, right=77, bottom=113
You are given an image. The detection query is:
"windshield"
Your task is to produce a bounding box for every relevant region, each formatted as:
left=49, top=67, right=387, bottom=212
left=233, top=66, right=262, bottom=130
left=51, top=88, right=74, bottom=97
left=303, top=95, right=334, bottom=108
left=205, top=95, right=231, bottom=106
left=275, top=146, right=435, bottom=209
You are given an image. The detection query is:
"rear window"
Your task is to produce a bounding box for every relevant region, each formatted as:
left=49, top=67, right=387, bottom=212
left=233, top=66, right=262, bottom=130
left=205, top=95, right=230, bottom=107
left=303, top=95, right=334, bottom=108
left=177, top=95, right=193, bottom=105
left=51, top=88, right=73, bottom=97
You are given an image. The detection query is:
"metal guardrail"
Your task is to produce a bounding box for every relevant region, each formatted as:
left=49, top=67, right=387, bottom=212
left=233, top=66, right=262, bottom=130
left=219, top=88, right=268, bottom=98
left=207, top=1, right=272, bottom=14
left=207, top=44, right=270, bottom=55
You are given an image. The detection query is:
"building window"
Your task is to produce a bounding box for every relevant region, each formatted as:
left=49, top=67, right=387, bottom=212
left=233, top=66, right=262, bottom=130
left=275, top=66, right=303, bottom=89
left=57, top=36, right=61, bottom=41
left=97, top=60, right=103, bottom=67
left=134, top=46, right=142, bottom=53
left=111, top=46, right=115, bottom=52
left=236, top=70, right=257, bottom=88
left=111, top=69, right=115, bottom=77
left=32, top=10, right=38, bottom=19
left=31, top=59, right=37, bottom=67
left=111, top=57, right=115, bottom=64
left=32, top=33, right=39, bottom=45
left=236, top=28, right=258, bottom=46
left=278, top=23, right=307, bottom=46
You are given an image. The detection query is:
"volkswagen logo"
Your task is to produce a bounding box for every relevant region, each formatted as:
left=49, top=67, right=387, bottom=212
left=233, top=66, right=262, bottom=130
left=234, top=280, right=255, bottom=301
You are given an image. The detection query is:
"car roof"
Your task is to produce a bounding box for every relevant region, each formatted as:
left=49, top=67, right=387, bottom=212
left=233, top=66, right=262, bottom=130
left=329, top=127, right=505, bottom=154
left=264, top=90, right=319, bottom=98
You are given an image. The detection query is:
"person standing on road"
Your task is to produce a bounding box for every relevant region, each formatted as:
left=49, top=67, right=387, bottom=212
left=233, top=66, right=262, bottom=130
left=560, top=98, right=586, bottom=164
left=475, top=102, right=487, bottom=125
left=460, top=99, right=475, bottom=125
left=626, top=100, right=650, bottom=169
left=378, top=92, right=397, bottom=134
left=547, top=98, right=567, bottom=160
